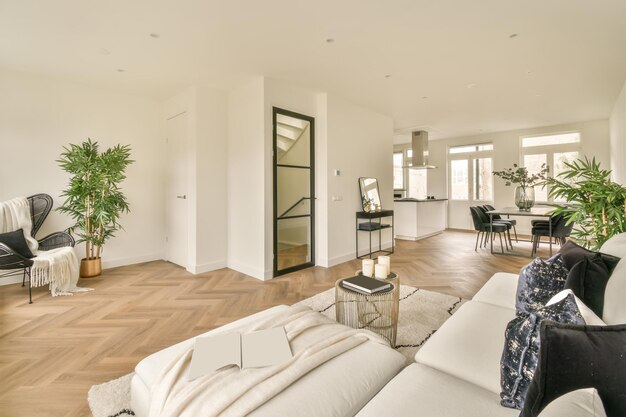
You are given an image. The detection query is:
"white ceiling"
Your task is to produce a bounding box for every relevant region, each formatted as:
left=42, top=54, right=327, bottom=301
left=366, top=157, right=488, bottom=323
left=2, top=0, right=626, bottom=139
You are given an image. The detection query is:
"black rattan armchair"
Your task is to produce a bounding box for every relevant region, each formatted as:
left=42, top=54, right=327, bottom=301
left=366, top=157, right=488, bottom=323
left=0, top=194, right=75, bottom=303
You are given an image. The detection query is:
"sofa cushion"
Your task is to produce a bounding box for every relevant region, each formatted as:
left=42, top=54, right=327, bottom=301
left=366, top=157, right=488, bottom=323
left=132, top=305, right=406, bottom=417
left=472, top=272, right=518, bottom=310
left=500, top=293, right=584, bottom=409
left=355, top=363, right=519, bottom=417
left=538, top=389, right=607, bottom=417
left=599, top=233, right=626, bottom=258
left=563, top=253, right=620, bottom=318
left=521, top=322, right=626, bottom=417
left=415, top=301, right=516, bottom=394
left=516, top=255, right=568, bottom=314
left=601, top=259, right=626, bottom=325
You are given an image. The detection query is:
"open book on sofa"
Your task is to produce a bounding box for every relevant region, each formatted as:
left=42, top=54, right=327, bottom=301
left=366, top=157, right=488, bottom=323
left=188, top=326, right=292, bottom=380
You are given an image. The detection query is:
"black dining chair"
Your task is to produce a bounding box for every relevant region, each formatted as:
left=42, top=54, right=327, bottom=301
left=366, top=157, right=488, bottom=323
left=530, top=214, right=574, bottom=257
left=483, top=204, right=518, bottom=243
left=477, top=205, right=514, bottom=249
left=469, top=207, right=509, bottom=253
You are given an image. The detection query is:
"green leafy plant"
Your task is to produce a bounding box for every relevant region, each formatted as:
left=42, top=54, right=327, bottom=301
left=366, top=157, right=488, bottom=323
left=492, top=163, right=550, bottom=188
left=57, top=139, right=134, bottom=260
left=543, top=157, right=626, bottom=250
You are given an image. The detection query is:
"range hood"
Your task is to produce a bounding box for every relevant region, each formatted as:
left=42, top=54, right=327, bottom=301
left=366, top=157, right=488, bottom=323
left=406, top=130, right=437, bottom=169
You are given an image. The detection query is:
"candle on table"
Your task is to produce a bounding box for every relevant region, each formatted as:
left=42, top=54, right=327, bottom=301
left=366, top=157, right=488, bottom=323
left=377, top=255, right=391, bottom=277
left=374, top=263, right=388, bottom=279
left=362, top=259, right=375, bottom=277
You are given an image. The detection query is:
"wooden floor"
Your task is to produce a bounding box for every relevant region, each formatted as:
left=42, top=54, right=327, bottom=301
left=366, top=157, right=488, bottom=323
left=0, top=230, right=547, bottom=417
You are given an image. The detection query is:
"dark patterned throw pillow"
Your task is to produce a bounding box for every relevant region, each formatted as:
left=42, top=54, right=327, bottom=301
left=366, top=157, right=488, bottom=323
left=516, top=255, right=568, bottom=314
left=500, top=293, right=584, bottom=410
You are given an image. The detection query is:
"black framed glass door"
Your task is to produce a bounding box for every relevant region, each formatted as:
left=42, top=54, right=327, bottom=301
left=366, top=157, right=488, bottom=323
left=273, top=107, right=315, bottom=277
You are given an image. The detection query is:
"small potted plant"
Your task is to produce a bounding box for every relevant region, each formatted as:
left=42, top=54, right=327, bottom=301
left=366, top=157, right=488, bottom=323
left=57, top=139, right=133, bottom=277
left=493, top=163, right=549, bottom=211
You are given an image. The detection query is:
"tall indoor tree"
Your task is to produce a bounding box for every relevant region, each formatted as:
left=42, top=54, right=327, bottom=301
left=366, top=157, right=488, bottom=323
left=543, top=157, right=626, bottom=250
left=57, top=139, right=134, bottom=276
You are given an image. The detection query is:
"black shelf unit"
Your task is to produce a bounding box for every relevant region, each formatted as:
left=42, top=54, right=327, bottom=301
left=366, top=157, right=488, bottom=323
left=356, top=210, right=394, bottom=259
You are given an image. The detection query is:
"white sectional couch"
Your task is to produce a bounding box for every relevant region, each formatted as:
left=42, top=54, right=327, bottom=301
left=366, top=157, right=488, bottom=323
left=132, top=234, right=626, bottom=416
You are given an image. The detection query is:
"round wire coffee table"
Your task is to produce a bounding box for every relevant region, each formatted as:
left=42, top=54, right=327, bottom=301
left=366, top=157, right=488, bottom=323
left=335, top=273, right=399, bottom=346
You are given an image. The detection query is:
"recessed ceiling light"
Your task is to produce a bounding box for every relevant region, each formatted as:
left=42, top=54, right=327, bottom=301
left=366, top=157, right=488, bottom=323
left=116, top=68, right=125, bottom=73
left=384, top=74, right=391, bottom=78
left=325, top=38, right=335, bottom=43
left=149, top=33, right=160, bottom=38
left=421, top=96, right=428, bottom=100
left=467, top=83, right=477, bottom=89
left=509, top=33, right=519, bottom=39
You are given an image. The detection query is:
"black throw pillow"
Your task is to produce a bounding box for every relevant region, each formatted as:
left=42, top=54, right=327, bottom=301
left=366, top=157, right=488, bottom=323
left=558, top=240, right=595, bottom=270
left=564, top=253, right=620, bottom=317
left=521, top=321, right=626, bottom=417
left=0, top=229, right=34, bottom=258
left=558, top=239, right=621, bottom=273
left=500, top=293, right=584, bottom=409
left=516, top=255, right=568, bottom=314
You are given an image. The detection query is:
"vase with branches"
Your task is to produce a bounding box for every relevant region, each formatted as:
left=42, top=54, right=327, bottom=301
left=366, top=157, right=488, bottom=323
left=493, top=163, right=550, bottom=211
left=57, top=139, right=133, bottom=277
left=542, top=157, right=626, bottom=250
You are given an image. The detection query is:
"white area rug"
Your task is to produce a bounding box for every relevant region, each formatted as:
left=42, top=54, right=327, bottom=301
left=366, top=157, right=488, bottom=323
left=88, top=286, right=466, bottom=417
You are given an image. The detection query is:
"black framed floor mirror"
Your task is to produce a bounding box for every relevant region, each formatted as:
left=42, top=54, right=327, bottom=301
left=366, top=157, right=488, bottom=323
left=272, top=107, right=315, bottom=277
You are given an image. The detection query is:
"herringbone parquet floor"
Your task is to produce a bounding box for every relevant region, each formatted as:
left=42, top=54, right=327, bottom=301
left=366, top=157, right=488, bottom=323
left=0, top=230, right=548, bottom=416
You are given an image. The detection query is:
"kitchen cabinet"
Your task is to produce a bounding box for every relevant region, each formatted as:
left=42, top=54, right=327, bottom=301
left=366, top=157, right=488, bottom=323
left=394, top=199, right=447, bottom=241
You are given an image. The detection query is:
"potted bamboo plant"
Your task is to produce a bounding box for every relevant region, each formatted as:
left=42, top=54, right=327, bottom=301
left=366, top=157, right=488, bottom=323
left=543, top=157, right=626, bottom=250
left=57, top=139, right=133, bottom=277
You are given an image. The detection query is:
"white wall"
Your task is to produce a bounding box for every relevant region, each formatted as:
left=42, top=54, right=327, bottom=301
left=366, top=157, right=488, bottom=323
left=426, top=119, right=610, bottom=232
left=0, top=69, right=165, bottom=284
left=610, top=80, right=626, bottom=184
left=227, top=78, right=266, bottom=279
left=326, top=95, right=394, bottom=266
left=163, top=86, right=228, bottom=274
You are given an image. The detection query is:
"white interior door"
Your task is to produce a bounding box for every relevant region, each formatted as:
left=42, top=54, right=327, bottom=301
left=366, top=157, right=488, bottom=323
left=166, top=113, right=188, bottom=268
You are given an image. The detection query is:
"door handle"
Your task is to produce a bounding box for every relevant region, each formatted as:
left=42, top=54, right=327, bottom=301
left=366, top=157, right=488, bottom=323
left=177, top=195, right=187, bottom=199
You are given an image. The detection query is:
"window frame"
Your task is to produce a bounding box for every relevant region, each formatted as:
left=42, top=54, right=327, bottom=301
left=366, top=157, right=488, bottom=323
left=519, top=131, right=581, bottom=204
left=447, top=144, right=494, bottom=202
left=392, top=146, right=428, bottom=198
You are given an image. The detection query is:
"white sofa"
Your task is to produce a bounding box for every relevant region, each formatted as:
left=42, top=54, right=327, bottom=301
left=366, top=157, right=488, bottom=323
left=132, top=234, right=626, bottom=416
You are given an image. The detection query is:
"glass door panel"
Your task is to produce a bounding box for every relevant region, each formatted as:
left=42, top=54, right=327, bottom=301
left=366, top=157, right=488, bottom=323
left=273, top=108, right=315, bottom=276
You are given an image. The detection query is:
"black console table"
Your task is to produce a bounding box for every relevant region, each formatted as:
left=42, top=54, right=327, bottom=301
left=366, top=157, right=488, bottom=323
left=356, top=210, right=394, bottom=259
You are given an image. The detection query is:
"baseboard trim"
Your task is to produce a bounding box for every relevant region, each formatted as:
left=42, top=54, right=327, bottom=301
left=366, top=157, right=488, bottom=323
left=0, top=273, right=24, bottom=286
left=328, top=241, right=393, bottom=267
left=101, top=252, right=165, bottom=270
left=227, top=260, right=269, bottom=281
left=190, top=260, right=227, bottom=274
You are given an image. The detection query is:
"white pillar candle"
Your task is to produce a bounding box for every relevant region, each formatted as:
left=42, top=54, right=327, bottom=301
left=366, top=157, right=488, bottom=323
left=374, top=263, right=388, bottom=279
left=362, top=259, right=375, bottom=277
left=378, top=256, right=391, bottom=277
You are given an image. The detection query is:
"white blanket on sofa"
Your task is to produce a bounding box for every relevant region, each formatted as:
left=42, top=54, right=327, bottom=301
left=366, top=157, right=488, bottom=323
left=148, top=305, right=389, bottom=417
left=0, top=196, right=87, bottom=296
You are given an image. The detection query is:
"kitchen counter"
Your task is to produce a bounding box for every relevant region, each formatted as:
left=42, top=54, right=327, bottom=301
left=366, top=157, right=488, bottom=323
left=394, top=198, right=448, bottom=202
left=394, top=199, right=447, bottom=240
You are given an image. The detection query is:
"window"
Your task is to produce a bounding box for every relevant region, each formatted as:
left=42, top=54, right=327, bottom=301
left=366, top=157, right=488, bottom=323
left=392, top=148, right=428, bottom=199
left=393, top=152, right=404, bottom=189
left=449, top=143, right=493, bottom=154
left=522, top=132, right=580, bottom=148
left=448, top=143, right=493, bottom=201
left=520, top=132, right=580, bottom=203
left=450, top=159, right=469, bottom=200
left=473, top=158, right=493, bottom=201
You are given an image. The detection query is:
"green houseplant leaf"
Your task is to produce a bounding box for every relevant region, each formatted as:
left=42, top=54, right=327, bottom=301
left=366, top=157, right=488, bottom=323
left=542, top=157, right=626, bottom=250
left=57, top=138, right=134, bottom=260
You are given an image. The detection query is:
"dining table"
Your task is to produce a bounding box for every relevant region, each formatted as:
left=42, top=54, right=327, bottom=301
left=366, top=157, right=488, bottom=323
left=485, top=206, right=556, bottom=257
